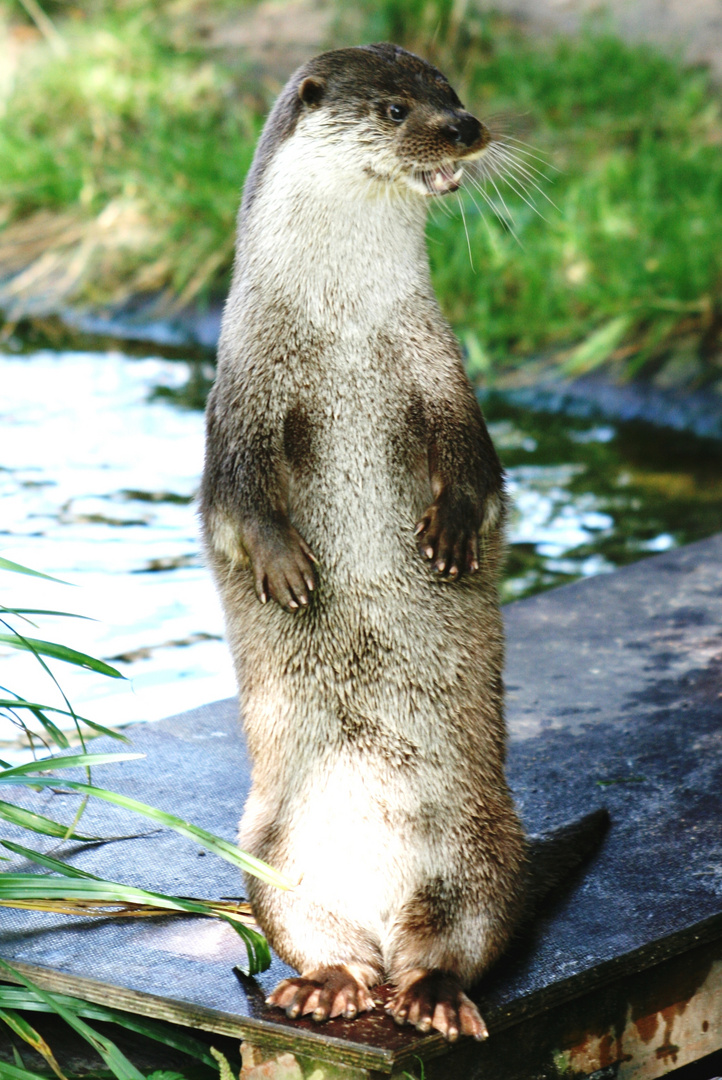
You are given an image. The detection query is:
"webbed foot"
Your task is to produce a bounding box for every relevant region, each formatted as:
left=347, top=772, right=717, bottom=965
left=387, top=969, right=488, bottom=1042
left=267, top=964, right=375, bottom=1022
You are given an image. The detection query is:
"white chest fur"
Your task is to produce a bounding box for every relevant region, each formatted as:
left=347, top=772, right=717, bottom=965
left=241, top=113, right=432, bottom=333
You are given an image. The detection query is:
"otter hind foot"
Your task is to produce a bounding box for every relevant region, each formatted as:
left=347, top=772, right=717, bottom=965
left=267, top=964, right=375, bottom=1022
left=387, top=970, right=488, bottom=1042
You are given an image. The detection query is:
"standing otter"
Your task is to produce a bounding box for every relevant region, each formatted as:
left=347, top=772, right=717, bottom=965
left=200, top=43, right=525, bottom=1042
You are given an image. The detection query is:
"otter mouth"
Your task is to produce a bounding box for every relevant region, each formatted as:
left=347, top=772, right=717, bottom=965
left=408, top=163, right=464, bottom=197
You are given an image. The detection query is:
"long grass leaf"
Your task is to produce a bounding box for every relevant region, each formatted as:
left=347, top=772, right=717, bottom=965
left=0, top=636, right=123, bottom=679
left=0, top=774, right=291, bottom=889
left=0, top=1009, right=67, bottom=1080
left=0, top=1058, right=51, bottom=1079
left=0, top=960, right=145, bottom=1080
left=0, top=752, right=143, bottom=778
left=0, top=877, right=268, bottom=973
left=0, top=841, right=100, bottom=876
left=0, top=897, right=253, bottom=920
left=0, top=559, right=69, bottom=585
left=0, top=629, right=89, bottom=761
left=563, top=315, right=633, bottom=375
left=0, top=988, right=216, bottom=1067
left=0, top=875, right=240, bottom=914
left=77, top=719, right=129, bottom=742
left=0, top=847, right=253, bottom=911
left=1, top=610, right=93, bottom=621
left=0, top=703, right=70, bottom=751
left=0, top=802, right=102, bottom=841
left=0, top=702, right=128, bottom=742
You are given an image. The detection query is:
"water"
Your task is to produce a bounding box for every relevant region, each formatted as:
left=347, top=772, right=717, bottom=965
left=2, top=349, right=721, bottom=760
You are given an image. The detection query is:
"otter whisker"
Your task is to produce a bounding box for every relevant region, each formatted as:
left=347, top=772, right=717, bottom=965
left=485, top=144, right=558, bottom=211
left=481, top=159, right=553, bottom=224
left=490, top=146, right=553, bottom=184
left=460, top=182, right=485, bottom=220
left=477, top=169, right=519, bottom=233
left=487, top=142, right=555, bottom=190
left=490, top=158, right=556, bottom=215
left=490, top=157, right=558, bottom=210
left=493, top=135, right=559, bottom=170
left=501, top=165, right=559, bottom=215
left=457, top=192, right=475, bottom=272
left=464, top=174, right=521, bottom=245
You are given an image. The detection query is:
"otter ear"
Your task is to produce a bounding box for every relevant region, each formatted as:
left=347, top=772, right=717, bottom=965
left=298, top=76, right=325, bottom=108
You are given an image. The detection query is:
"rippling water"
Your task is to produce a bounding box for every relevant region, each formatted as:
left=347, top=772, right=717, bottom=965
left=2, top=349, right=720, bottom=759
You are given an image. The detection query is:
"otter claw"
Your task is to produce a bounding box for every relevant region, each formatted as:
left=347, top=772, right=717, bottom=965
left=388, top=970, right=488, bottom=1042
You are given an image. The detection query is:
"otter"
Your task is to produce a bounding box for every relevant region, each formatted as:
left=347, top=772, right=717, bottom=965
left=200, top=43, right=529, bottom=1042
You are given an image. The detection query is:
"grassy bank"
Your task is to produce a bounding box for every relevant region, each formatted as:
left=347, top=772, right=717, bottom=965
left=0, top=0, right=721, bottom=386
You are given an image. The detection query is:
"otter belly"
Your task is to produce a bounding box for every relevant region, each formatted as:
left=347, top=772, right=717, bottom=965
left=240, top=753, right=416, bottom=936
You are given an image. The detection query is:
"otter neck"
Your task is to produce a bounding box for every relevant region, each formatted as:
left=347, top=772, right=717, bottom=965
left=239, top=134, right=433, bottom=330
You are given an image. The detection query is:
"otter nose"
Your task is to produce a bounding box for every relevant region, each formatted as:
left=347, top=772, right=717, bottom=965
left=441, top=113, right=484, bottom=149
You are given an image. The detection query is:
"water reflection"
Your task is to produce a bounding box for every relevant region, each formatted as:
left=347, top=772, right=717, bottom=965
left=0, top=351, right=234, bottom=759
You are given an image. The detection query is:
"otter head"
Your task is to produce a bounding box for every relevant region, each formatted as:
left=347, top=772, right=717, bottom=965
left=246, top=44, right=489, bottom=211
left=295, top=43, right=488, bottom=198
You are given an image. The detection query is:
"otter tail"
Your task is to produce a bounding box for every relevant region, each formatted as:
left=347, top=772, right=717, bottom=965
left=524, top=807, right=610, bottom=915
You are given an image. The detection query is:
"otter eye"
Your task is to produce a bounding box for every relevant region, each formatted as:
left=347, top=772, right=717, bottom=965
left=388, top=103, right=408, bottom=123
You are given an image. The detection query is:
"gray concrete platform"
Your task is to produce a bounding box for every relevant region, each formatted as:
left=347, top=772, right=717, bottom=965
left=2, top=535, right=722, bottom=1078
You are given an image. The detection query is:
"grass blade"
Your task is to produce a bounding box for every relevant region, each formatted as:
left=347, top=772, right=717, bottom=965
left=0, top=753, right=143, bottom=778
left=0, top=841, right=100, bottom=877
left=0, top=848, right=254, bottom=917
left=0, top=698, right=71, bottom=750
left=562, top=315, right=633, bottom=375
left=0, top=702, right=128, bottom=743
left=0, top=636, right=123, bottom=679
left=0, top=1058, right=51, bottom=1079
left=0, top=1009, right=67, bottom=1080
left=0, top=802, right=102, bottom=841
left=0, top=559, right=69, bottom=585
left=1, top=610, right=93, bottom=621
left=0, top=875, right=239, bottom=914
left=0, top=988, right=216, bottom=1068
left=0, top=960, right=145, bottom=1080
left=0, top=773, right=291, bottom=889
left=0, top=876, right=268, bottom=974
left=77, top=719, right=129, bottom=742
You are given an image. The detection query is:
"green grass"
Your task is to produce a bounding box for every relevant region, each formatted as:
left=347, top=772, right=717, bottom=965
left=0, top=0, right=260, bottom=310
left=1, top=0, right=721, bottom=384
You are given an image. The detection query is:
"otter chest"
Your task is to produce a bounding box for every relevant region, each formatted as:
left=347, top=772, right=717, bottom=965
left=282, top=341, right=428, bottom=563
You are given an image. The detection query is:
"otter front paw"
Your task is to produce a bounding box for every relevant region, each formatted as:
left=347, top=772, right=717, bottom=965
left=387, top=969, right=488, bottom=1042
left=266, top=964, right=375, bottom=1021
left=415, top=495, right=480, bottom=579
left=245, top=522, right=317, bottom=611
